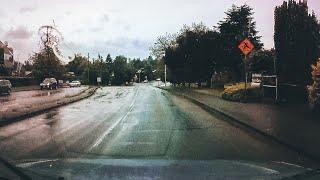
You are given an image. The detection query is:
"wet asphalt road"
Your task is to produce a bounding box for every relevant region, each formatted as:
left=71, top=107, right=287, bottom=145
left=0, top=84, right=319, bottom=168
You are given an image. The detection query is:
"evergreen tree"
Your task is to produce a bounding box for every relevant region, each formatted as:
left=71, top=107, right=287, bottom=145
left=274, top=0, right=320, bottom=86
left=218, top=4, right=263, bottom=81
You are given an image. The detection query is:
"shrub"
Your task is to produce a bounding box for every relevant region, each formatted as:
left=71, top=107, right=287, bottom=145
left=307, top=59, right=320, bottom=112
left=222, top=82, right=261, bottom=102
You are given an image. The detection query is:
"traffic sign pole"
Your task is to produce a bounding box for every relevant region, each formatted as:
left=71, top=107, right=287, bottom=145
left=244, top=54, right=248, bottom=101
left=238, top=38, right=254, bottom=101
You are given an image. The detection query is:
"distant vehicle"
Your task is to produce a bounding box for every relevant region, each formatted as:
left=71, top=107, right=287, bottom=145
left=156, top=78, right=161, bottom=81
left=0, top=79, right=12, bottom=95
left=69, top=80, right=81, bottom=87
left=143, top=79, right=148, bottom=83
left=40, top=78, right=58, bottom=90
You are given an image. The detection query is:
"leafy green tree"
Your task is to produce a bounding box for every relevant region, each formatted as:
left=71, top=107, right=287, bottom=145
left=66, top=54, right=88, bottom=76
left=150, top=33, right=177, bottom=59
left=31, top=47, right=65, bottom=81
left=113, top=55, right=134, bottom=85
left=23, top=60, right=33, bottom=71
left=155, top=58, right=166, bottom=81
left=248, top=49, right=275, bottom=74
left=274, top=0, right=320, bottom=86
left=163, top=23, right=221, bottom=86
left=105, top=54, right=114, bottom=84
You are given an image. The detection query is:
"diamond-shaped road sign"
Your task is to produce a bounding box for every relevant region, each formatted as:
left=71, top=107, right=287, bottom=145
left=238, top=38, right=254, bottom=55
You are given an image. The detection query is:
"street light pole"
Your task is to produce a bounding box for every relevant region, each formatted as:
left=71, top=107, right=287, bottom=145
left=164, top=64, right=167, bottom=86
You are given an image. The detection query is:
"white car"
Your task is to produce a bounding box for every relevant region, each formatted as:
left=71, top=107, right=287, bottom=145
left=69, top=80, right=81, bottom=87
left=143, top=79, right=148, bottom=83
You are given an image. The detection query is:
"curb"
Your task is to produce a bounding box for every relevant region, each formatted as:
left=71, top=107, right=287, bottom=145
left=12, top=88, right=40, bottom=92
left=0, top=87, right=98, bottom=126
left=159, top=87, right=320, bottom=164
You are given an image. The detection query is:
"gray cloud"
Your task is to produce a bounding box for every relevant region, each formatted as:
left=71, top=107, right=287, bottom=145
left=0, top=10, right=4, bottom=17
left=89, top=26, right=104, bottom=32
left=65, top=11, right=72, bottom=16
left=61, top=37, right=151, bottom=59
left=132, top=39, right=149, bottom=49
left=19, top=6, right=37, bottom=13
left=123, top=24, right=131, bottom=31
left=101, top=14, right=110, bottom=23
left=5, top=26, right=33, bottom=40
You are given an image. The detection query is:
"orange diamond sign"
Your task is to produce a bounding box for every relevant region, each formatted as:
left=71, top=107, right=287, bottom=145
left=238, top=38, right=254, bottom=55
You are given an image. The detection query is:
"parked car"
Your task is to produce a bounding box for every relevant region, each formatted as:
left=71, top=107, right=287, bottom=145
left=0, top=79, right=12, bottom=95
left=40, top=78, right=58, bottom=90
left=69, top=80, right=81, bottom=87
left=143, top=79, right=148, bottom=83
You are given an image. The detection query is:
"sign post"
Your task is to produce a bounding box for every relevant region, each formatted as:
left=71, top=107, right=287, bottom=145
left=97, top=77, right=102, bottom=86
left=238, top=38, right=254, bottom=100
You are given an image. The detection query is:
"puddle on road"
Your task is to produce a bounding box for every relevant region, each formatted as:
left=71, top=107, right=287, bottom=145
left=44, top=110, right=61, bottom=127
left=115, top=91, right=125, bottom=98
left=0, top=94, right=14, bottom=103
left=45, top=111, right=59, bottom=120
left=0, top=98, right=10, bottom=103
left=32, top=90, right=61, bottom=97
left=93, top=92, right=110, bottom=100
left=70, top=106, right=80, bottom=110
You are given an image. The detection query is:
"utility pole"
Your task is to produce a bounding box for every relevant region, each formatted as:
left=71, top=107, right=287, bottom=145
left=139, top=72, right=141, bottom=83
left=87, top=53, right=90, bottom=84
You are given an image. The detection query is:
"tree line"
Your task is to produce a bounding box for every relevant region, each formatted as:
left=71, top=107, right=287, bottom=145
left=26, top=47, right=163, bottom=85
left=152, top=2, right=320, bottom=88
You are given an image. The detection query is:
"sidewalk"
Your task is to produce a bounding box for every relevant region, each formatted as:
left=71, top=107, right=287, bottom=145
left=162, top=86, right=320, bottom=161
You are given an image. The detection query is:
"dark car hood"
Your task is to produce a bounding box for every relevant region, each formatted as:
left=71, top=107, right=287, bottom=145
left=12, top=158, right=319, bottom=180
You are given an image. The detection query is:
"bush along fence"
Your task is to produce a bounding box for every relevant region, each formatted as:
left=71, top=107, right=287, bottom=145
left=307, top=58, right=320, bottom=113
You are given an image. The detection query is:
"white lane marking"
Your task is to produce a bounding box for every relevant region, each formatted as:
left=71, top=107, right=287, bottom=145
left=17, top=159, right=59, bottom=168
left=89, top=87, right=139, bottom=150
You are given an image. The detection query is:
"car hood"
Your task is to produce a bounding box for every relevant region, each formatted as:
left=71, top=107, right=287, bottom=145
left=13, top=158, right=319, bottom=180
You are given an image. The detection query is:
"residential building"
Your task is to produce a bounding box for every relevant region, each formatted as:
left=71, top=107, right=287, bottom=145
left=0, top=41, right=14, bottom=75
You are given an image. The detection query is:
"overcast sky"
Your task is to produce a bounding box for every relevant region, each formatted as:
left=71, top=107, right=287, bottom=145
left=1, top=0, right=319, bottom=63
